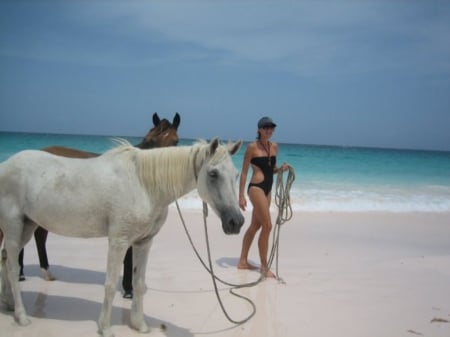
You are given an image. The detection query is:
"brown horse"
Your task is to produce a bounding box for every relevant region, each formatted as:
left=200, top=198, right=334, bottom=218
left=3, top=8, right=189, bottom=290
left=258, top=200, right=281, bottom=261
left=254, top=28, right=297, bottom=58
left=42, top=112, right=180, bottom=156
left=19, top=112, right=181, bottom=295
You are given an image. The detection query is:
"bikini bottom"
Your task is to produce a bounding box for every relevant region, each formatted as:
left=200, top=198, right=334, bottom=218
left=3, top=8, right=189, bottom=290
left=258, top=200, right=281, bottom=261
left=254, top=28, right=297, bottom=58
left=248, top=181, right=271, bottom=196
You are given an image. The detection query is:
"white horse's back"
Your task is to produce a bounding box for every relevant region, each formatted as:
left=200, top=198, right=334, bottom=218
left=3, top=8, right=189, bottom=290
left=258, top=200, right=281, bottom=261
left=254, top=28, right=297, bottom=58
left=0, top=148, right=146, bottom=238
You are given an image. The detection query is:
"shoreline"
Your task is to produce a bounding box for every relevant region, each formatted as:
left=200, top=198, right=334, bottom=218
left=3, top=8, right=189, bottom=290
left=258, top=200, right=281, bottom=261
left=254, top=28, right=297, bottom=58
left=1, top=210, right=449, bottom=337
left=2, top=132, right=450, bottom=215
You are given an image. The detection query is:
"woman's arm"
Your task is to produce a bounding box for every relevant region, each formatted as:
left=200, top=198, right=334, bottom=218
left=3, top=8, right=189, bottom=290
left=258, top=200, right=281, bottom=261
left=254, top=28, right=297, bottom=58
left=272, top=143, right=288, bottom=173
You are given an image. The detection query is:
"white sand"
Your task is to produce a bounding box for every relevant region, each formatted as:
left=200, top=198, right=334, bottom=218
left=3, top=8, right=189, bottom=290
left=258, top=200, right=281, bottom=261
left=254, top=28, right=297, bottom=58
left=1, top=209, right=450, bottom=337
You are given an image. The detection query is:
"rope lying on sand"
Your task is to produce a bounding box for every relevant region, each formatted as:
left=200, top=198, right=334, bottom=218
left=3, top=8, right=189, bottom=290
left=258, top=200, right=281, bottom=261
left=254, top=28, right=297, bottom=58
left=175, top=164, right=296, bottom=325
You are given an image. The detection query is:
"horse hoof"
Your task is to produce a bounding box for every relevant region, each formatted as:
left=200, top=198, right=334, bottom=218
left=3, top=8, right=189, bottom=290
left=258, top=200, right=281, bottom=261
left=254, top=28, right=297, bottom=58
left=131, top=318, right=149, bottom=333
left=98, top=328, right=114, bottom=337
left=16, top=315, right=31, bottom=326
left=136, top=324, right=150, bottom=333
left=122, top=290, right=133, bottom=299
left=41, top=268, right=56, bottom=281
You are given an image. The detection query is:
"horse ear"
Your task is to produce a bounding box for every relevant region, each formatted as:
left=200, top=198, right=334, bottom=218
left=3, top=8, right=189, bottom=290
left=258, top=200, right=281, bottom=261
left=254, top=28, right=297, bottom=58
left=228, top=140, right=243, bottom=155
left=173, top=112, right=181, bottom=129
left=152, top=112, right=161, bottom=126
left=209, top=137, right=220, bottom=156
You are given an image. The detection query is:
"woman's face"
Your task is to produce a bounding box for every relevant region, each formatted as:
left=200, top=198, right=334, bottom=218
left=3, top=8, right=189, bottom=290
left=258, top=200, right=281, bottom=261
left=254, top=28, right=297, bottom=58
left=259, top=125, right=275, bottom=139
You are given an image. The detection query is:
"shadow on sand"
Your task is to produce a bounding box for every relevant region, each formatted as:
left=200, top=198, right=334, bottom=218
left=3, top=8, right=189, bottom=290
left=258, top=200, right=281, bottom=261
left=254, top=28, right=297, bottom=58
left=3, top=264, right=193, bottom=336
left=1, top=290, right=192, bottom=337
left=21, top=264, right=106, bottom=285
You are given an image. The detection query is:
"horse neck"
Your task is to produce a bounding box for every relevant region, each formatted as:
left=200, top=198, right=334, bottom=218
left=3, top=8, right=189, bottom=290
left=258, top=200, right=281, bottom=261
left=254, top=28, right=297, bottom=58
left=136, top=145, right=201, bottom=203
left=135, top=139, right=157, bottom=149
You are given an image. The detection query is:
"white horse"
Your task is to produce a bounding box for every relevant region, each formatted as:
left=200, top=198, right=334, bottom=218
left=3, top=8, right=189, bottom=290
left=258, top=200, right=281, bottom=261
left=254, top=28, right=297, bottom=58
left=0, top=138, right=244, bottom=337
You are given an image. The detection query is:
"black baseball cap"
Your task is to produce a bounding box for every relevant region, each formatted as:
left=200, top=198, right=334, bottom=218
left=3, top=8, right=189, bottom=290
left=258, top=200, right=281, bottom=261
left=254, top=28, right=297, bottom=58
left=257, top=116, right=277, bottom=128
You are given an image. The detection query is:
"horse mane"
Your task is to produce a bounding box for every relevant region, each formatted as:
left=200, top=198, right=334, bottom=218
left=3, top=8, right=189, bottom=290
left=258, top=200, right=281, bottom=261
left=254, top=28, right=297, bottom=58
left=136, top=139, right=231, bottom=198
left=102, top=138, right=231, bottom=198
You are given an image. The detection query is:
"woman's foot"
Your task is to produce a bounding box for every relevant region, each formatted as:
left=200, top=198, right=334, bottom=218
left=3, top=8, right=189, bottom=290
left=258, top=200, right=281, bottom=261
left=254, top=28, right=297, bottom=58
left=19, top=274, right=25, bottom=281
left=261, top=268, right=276, bottom=278
left=237, top=261, right=258, bottom=270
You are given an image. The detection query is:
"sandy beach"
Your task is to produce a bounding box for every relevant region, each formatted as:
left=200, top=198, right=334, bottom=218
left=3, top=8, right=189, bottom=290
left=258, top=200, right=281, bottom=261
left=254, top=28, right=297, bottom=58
left=1, top=208, right=449, bottom=337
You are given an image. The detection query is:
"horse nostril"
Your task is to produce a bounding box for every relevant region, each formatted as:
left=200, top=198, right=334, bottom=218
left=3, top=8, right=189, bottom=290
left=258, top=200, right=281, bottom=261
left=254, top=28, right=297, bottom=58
left=223, top=214, right=245, bottom=234
left=228, top=219, right=242, bottom=234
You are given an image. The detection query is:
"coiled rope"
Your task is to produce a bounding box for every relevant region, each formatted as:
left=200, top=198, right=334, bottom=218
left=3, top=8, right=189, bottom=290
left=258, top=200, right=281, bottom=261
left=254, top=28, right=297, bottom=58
left=175, top=164, right=295, bottom=325
left=269, top=164, right=296, bottom=283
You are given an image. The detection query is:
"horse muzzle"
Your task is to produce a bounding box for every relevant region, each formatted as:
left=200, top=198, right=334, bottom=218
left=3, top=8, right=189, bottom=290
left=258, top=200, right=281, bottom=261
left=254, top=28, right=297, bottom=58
left=222, top=212, right=245, bottom=235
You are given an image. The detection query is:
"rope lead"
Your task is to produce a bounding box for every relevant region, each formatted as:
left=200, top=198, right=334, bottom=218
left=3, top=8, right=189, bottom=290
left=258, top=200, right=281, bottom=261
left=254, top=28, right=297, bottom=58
left=270, top=164, right=296, bottom=283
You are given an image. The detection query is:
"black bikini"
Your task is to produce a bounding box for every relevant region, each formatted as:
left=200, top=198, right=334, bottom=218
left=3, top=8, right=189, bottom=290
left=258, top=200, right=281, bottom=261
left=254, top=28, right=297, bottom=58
left=248, top=156, right=276, bottom=195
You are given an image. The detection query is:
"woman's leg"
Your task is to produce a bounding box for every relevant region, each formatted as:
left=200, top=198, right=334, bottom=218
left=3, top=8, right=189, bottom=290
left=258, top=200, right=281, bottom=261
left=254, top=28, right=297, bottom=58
left=237, top=207, right=261, bottom=270
left=248, top=189, right=274, bottom=277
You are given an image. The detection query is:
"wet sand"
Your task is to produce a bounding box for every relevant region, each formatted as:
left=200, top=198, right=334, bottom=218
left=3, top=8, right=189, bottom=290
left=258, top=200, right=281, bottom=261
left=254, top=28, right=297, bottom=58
left=1, top=209, right=450, bottom=337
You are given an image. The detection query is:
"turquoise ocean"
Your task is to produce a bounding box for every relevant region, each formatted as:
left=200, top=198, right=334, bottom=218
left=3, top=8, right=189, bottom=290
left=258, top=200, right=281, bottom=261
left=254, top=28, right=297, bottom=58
left=1, top=131, right=450, bottom=213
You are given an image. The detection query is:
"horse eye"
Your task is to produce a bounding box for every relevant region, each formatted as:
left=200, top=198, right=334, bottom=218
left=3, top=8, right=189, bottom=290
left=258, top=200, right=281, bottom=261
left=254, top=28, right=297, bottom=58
left=208, top=169, right=219, bottom=178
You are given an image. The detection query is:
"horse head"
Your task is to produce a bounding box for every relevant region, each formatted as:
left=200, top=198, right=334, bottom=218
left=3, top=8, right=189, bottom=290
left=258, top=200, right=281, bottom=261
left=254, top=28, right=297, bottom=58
left=136, top=112, right=181, bottom=149
left=195, top=138, right=245, bottom=235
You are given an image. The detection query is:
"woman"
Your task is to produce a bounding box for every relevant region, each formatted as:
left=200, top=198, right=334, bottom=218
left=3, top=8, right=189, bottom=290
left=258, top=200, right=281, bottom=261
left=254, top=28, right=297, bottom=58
left=237, top=116, right=288, bottom=278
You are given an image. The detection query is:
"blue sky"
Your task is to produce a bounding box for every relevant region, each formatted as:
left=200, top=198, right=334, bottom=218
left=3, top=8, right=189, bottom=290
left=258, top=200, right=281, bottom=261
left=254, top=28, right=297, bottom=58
left=1, top=0, right=449, bottom=151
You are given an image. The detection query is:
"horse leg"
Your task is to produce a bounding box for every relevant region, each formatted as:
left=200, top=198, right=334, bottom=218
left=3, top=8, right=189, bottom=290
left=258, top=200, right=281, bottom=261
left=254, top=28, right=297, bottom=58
left=34, top=227, right=54, bottom=280
left=18, top=248, right=24, bottom=279
left=129, top=238, right=153, bottom=333
left=97, top=239, right=128, bottom=337
left=2, top=219, right=36, bottom=325
left=122, top=247, right=133, bottom=296
left=1, top=248, right=13, bottom=308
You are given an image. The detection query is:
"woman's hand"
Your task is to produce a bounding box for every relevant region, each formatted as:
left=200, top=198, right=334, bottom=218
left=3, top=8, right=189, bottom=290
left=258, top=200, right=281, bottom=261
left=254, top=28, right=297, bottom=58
left=275, top=162, right=289, bottom=173
left=239, top=195, right=247, bottom=211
